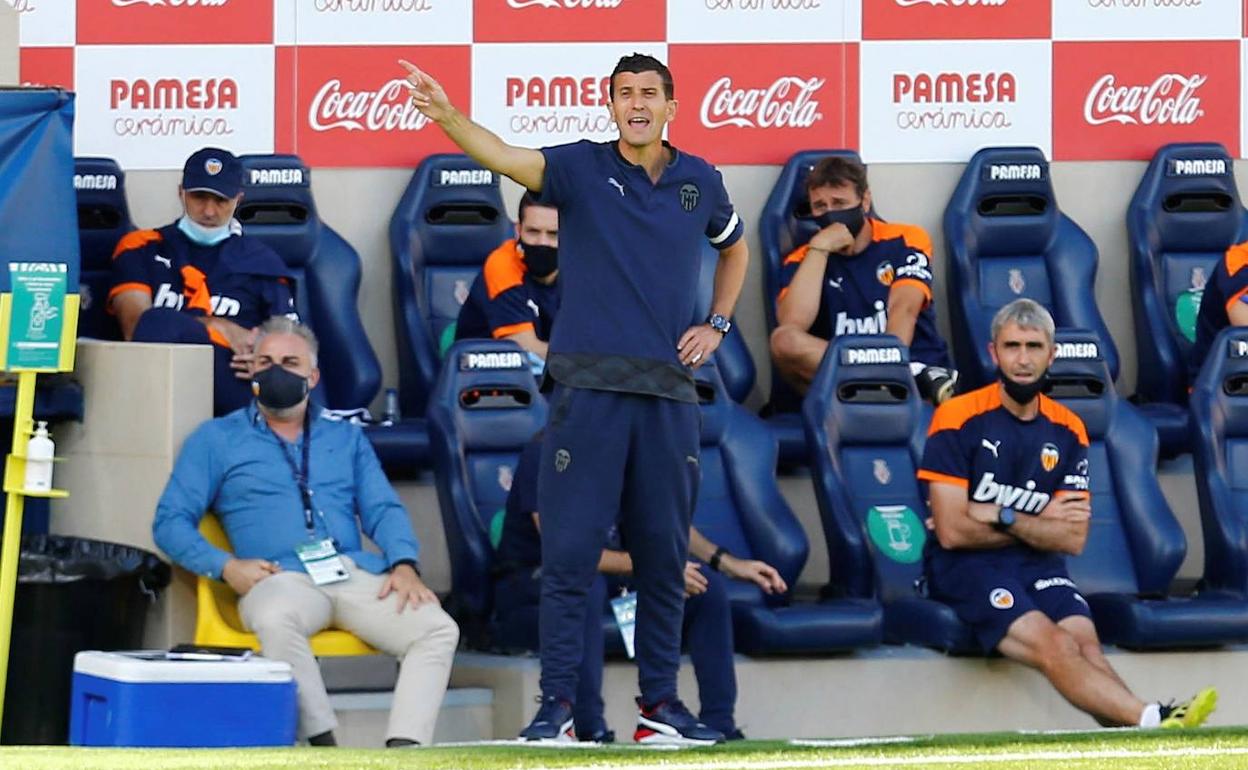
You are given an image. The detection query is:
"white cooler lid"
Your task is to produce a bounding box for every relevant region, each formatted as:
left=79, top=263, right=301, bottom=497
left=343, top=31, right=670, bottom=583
left=74, top=650, right=293, bottom=684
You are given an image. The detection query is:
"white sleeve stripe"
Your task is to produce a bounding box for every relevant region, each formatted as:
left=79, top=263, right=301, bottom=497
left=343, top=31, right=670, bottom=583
left=708, top=212, right=740, bottom=246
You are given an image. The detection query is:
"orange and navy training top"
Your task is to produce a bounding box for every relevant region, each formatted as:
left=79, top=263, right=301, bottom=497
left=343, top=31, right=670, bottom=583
left=777, top=220, right=950, bottom=368
left=918, top=383, right=1090, bottom=558
left=1191, top=241, right=1248, bottom=375
left=455, top=239, right=560, bottom=343
left=109, top=223, right=296, bottom=348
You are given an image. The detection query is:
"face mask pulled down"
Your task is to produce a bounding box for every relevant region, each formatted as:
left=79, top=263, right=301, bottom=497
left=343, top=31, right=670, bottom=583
left=998, top=368, right=1048, bottom=406
left=252, top=365, right=309, bottom=411
left=177, top=214, right=232, bottom=247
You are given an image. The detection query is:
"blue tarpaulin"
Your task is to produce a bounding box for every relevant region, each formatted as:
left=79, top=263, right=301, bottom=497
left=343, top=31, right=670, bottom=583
left=0, top=88, right=78, bottom=293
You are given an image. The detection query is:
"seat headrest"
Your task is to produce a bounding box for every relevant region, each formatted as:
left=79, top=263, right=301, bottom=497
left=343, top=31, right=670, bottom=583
left=432, top=340, right=546, bottom=447
left=237, top=153, right=316, bottom=210
left=1194, top=327, right=1248, bottom=397
left=74, top=157, right=128, bottom=210
left=74, top=157, right=133, bottom=271
left=1133, top=143, right=1242, bottom=252
left=396, top=153, right=511, bottom=267
left=952, top=146, right=1057, bottom=255
left=805, top=335, right=919, bottom=445
left=1045, top=329, right=1112, bottom=436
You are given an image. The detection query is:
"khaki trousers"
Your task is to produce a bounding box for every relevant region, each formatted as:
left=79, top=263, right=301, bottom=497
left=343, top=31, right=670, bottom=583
left=238, top=558, right=459, bottom=744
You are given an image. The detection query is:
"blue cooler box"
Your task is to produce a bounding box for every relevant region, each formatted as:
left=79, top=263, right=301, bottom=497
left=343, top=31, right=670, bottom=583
left=70, top=651, right=297, bottom=747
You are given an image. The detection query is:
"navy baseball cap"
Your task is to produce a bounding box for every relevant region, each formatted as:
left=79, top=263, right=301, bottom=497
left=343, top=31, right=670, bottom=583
left=182, top=147, right=242, bottom=199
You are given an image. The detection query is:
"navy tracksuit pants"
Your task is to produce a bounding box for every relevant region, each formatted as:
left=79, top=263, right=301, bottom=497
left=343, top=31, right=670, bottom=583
left=494, top=569, right=738, bottom=734
left=538, top=385, right=700, bottom=707
left=132, top=307, right=252, bottom=415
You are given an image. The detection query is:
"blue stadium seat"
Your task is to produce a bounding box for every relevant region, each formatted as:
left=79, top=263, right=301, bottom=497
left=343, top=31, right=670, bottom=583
left=1191, top=327, right=1248, bottom=603
left=1052, top=330, right=1248, bottom=649
left=690, top=361, right=882, bottom=655
left=694, top=243, right=755, bottom=404
left=236, top=154, right=380, bottom=410
left=760, top=150, right=869, bottom=466
left=390, top=154, right=512, bottom=423
left=803, top=335, right=975, bottom=653
left=427, top=339, right=547, bottom=648
left=944, top=147, right=1119, bottom=389
left=1128, top=143, right=1248, bottom=456
left=74, top=157, right=132, bottom=340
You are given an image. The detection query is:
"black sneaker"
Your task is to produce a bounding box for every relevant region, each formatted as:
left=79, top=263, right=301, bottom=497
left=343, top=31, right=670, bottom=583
left=722, top=727, right=746, bottom=741
left=518, top=695, right=575, bottom=743
left=634, top=698, right=724, bottom=746
left=576, top=726, right=616, bottom=744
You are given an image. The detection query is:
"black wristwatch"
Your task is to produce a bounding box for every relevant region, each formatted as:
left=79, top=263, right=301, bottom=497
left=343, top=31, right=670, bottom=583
left=707, top=313, right=731, bottom=336
left=994, top=508, right=1016, bottom=531
left=708, top=546, right=729, bottom=572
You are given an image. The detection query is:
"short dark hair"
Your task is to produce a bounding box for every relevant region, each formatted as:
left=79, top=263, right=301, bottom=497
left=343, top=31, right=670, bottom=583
left=806, top=156, right=869, bottom=199
left=517, top=191, right=553, bottom=224
left=609, top=53, right=674, bottom=100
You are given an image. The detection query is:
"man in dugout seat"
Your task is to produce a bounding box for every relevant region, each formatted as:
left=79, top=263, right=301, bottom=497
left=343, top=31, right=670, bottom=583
left=769, top=155, right=956, bottom=404
left=919, top=298, right=1215, bottom=729
left=454, top=192, right=560, bottom=368
left=108, top=147, right=299, bottom=416
left=153, top=318, right=459, bottom=748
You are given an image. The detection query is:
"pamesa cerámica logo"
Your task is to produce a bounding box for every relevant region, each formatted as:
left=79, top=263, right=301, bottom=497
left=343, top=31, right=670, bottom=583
left=110, top=77, right=239, bottom=138
left=892, top=70, right=1016, bottom=131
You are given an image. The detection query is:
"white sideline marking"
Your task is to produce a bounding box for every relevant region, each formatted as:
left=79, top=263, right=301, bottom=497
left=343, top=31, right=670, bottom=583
left=556, top=746, right=1248, bottom=770
left=791, top=736, right=921, bottom=747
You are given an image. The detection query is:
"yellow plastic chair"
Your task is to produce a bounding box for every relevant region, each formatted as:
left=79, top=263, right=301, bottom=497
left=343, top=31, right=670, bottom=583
left=194, top=514, right=376, bottom=656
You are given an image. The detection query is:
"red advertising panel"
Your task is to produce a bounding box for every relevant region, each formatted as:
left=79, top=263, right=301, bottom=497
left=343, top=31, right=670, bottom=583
left=77, top=0, right=273, bottom=45
left=864, top=0, right=1050, bottom=41
left=285, top=45, right=471, bottom=168
left=1052, top=41, right=1240, bottom=161
left=20, top=47, right=74, bottom=89
left=473, top=0, right=665, bottom=43
left=667, top=43, right=857, bottom=165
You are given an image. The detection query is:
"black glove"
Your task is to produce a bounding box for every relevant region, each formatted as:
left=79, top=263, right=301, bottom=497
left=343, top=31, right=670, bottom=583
left=915, top=365, right=958, bottom=405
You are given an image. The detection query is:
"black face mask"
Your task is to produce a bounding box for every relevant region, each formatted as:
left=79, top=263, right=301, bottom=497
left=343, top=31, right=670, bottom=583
left=522, top=242, right=559, bottom=279
left=813, top=205, right=866, bottom=238
left=998, top=368, right=1048, bottom=406
left=252, top=365, right=310, bottom=410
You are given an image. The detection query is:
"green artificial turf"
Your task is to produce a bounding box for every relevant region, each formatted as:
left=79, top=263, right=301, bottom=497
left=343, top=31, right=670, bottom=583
left=5, top=728, right=1248, bottom=770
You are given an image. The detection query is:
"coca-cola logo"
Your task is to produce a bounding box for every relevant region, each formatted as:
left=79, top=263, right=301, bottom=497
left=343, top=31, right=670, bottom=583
left=309, top=78, right=431, bottom=133
left=699, top=76, right=824, bottom=129
left=895, top=0, right=1006, bottom=6
left=1083, top=73, right=1206, bottom=126
left=109, top=77, right=239, bottom=138
left=111, top=0, right=229, bottom=6
left=507, top=0, right=623, bottom=7
left=312, top=0, right=433, bottom=11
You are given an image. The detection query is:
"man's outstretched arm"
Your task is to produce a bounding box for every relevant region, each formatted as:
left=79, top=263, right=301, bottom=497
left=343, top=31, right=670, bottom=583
left=402, top=60, right=546, bottom=193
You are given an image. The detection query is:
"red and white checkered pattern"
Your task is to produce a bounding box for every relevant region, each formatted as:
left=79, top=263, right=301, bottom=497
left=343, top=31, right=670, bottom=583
left=8, top=1, right=1247, bottom=168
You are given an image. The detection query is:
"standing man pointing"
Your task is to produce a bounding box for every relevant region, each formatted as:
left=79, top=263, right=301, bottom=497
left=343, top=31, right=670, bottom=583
left=403, top=53, right=749, bottom=745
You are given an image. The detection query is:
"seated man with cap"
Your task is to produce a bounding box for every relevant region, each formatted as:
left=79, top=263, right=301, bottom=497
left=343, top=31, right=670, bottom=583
left=109, top=147, right=299, bottom=416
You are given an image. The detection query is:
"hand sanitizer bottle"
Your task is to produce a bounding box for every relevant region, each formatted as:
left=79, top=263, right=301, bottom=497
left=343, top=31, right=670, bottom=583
left=25, top=421, right=54, bottom=493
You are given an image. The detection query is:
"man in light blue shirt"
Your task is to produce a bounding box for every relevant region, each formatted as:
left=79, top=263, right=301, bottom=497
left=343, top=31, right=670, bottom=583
left=153, top=317, right=459, bottom=747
